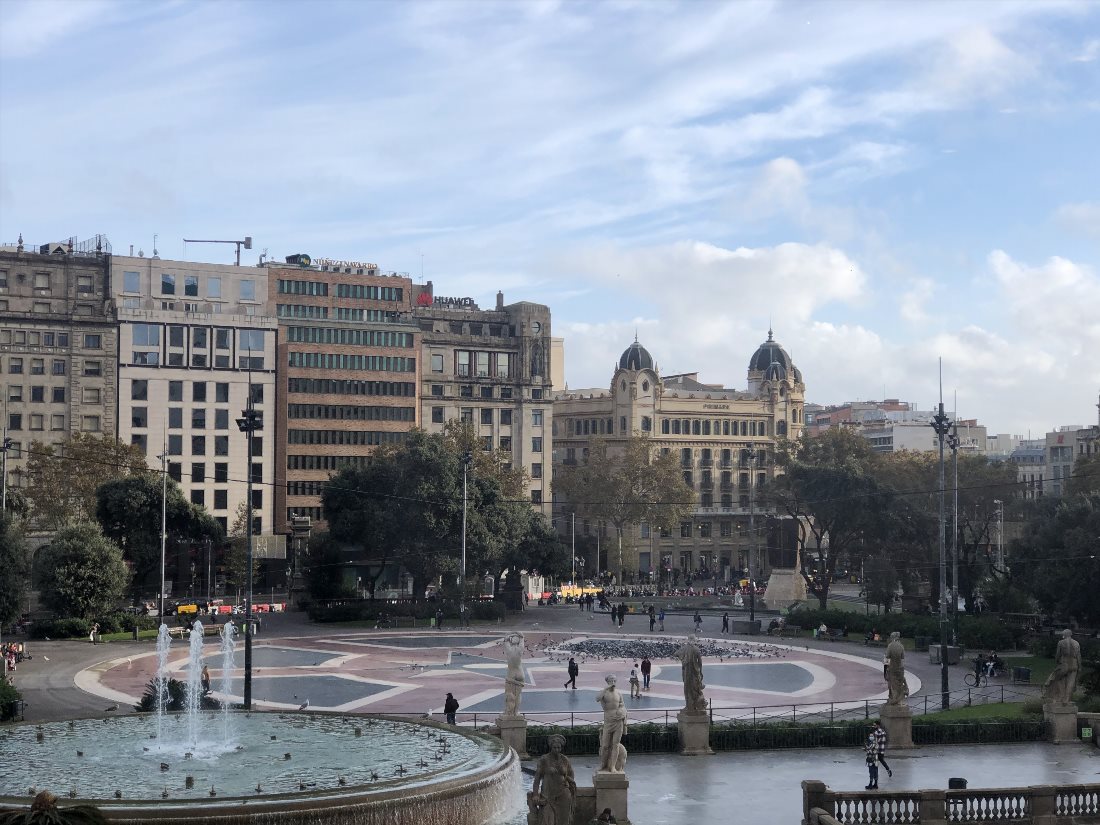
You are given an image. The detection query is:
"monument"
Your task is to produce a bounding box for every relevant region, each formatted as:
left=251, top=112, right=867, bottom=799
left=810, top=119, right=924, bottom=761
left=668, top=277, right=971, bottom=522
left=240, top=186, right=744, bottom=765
left=594, top=674, right=630, bottom=823
left=763, top=522, right=806, bottom=612
left=528, top=734, right=576, bottom=825
left=675, top=635, right=713, bottom=755
left=497, top=631, right=529, bottom=758
left=878, top=631, right=914, bottom=748
left=1043, top=629, right=1081, bottom=744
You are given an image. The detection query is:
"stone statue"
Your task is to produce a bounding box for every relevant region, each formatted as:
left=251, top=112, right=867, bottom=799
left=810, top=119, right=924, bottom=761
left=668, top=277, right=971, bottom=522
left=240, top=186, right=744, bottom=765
left=502, top=632, right=525, bottom=717
left=885, top=631, right=908, bottom=705
left=1043, top=629, right=1081, bottom=705
left=528, top=734, right=576, bottom=825
left=595, top=675, right=627, bottom=773
left=675, top=634, right=706, bottom=714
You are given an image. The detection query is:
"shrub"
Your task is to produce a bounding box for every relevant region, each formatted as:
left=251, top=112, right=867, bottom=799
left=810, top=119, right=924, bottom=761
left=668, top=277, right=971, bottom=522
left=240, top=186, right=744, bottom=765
left=0, top=679, right=21, bottom=720
left=134, top=678, right=220, bottom=713
left=28, top=617, right=92, bottom=640
left=958, top=617, right=1016, bottom=651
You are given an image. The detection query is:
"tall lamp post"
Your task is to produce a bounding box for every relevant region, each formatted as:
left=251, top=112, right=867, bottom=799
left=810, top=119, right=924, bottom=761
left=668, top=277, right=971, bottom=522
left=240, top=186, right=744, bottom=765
left=158, top=445, right=168, bottom=621
left=460, top=451, right=472, bottom=621
left=947, top=424, right=960, bottom=643
left=993, top=499, right=1005, bottom=570
left=1, top=428, right=12, bottom=516
left=236, top=401, right=262, bottom=710
left=930, top=368, right=953, bottom=711
left=745, top=447, right=759, bottom=626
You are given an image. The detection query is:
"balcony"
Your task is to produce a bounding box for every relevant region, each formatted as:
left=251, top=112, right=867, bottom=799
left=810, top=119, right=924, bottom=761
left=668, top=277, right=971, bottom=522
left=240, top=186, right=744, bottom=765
left=700, top=459, right=713, bottom=468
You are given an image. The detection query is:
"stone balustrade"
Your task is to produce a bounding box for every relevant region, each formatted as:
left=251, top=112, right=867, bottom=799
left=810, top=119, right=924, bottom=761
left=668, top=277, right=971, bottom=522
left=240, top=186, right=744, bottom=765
left=802, top=779, right=1100, bottom=825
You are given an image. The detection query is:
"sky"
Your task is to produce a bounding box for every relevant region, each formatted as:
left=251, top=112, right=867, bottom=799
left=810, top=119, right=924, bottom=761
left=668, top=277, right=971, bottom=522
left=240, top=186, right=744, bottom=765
left=1, top=0, right=1099, bottom=438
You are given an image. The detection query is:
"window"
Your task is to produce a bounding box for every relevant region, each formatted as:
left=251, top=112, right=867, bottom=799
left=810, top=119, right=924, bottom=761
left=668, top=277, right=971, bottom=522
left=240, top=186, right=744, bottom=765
left=249, top=383, right=263, bottom=404
left=192, top=435, right=206, bottom=455
left=192, top=409, right=206, bottom=428
left=215, top=382, right=229, bottom=403
left=51, top=414, right=65, bottom=430
left=214, top=489, right=228, bottom=510
left=500, top=387, right=513, bottom=399
left=76, top=275, right=94, bottom=294
left=459, top=407, right=473, bottom=424
left=133, top=323, right=159, bottom=346
left=162, top=273, right=175, bottom=295
left=496, top=353, right=510, bottom=378
left=431, top=384, right=444, bottom=397
left=208, top=277, right=221, bottom=298
left=8, top=358, right=22, bottom=374
left=480, top=385, right=494, bottom=399
left=190, top=490, right=205, bottom=506
left=185, top=276, right=199, bottom=297
left=29, top=414, right=44, bottom=431
left=456, top=351, right=470, bottom=377
left=168, top=408, right=183, bottom=428
left=83, top=360, right=101, bottom=377
left=531, top=489, right=543, bottom=505
left=7, top=414, right=21, bottom=431
left=240, top=280, right=256, bottom=301
left=699, top=522, right=712, bottom=538
left=50, top=359, right=64, bottom=375
left=122, top=271, right=141, bottom=292
left=721, top=521, right=733, bottom=537
left=215, top=409, right=229, bottom=429
left=30, top=359, right=44, bottom=375
left=83, top=334, right=101, bottom=349
left=532, top=388, right=543, bottom=400
left=500, top=409, right=512, bottom=426
left=30, top=386, right=44, bottom=403
left=480, top=408, right=493, bottom=425
left=641, top=416, right=652, bottom=432
left=251, top=435, right=263, bottom=457
left=680, top=521, right=692, bottom=538
left=531, top=462, right=542, bottom=479
left=431, top=407, right=444, bottom=424
left=431, top=354, right=444, bottom=373
left=532, top=410, right=543, bottom=426
left=132, top=407, right=148, bottom=428
left=460, top=385, right=473, bottom=398
left=132, top=380, right=148, bottom=400
left=82, top=415, right=101, bottom=432
left=168, top=326, right=185, bottom=348
left=476, top=352, right=489, bottom=377
left=82, top=388, right=101, bottom=404
left=481, top=435, right=493, bottom=451
left=192, top=382, right=207, bottom=402
left=497, top=436, right=511, bottom=451
left=532, top=437, right=543, bottom=452
left=214, top=462, right=229, bottom=483
left=169, top=381, right=183, bottom=402
left=33, top=272, right=50, bottom=291
left=52, top=387, right=65, bottom=403
left=215, top=436, right=229, bottom=456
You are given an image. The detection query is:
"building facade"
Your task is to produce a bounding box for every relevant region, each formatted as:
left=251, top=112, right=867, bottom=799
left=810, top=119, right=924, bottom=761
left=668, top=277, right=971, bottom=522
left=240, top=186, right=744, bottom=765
left=1045, top=402, right=1100, bottom=497
left=110, top=255, right=277, bottom=537
left=412, top=287, right=553, bottom=518
left=552, top=331, right=805, bottom=582
left=0, top=237, right=117, bottom=501
left=269, top=259, right=420, bottom=527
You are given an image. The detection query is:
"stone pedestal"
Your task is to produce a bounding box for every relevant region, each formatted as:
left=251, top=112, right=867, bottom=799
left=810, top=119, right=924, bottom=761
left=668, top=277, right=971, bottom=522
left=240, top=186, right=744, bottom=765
left=496, top=715, right=529, bottom=759
left=764, top=567, right=806, bottom=611
left=1043, top=702, right=1078, bottom=744
left=878, top=703, right=914, bottom=749
left=677, top=710, right=713, bottom=755
left=593, top=770, right=630, bottom=824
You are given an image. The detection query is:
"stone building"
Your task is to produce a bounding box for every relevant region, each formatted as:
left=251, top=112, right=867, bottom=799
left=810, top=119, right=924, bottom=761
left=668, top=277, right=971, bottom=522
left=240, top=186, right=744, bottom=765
left=411, top=286, right=552, bottom=519
left=1045, top=399, right=1100, bottom=497
left=552, top=331, right=805, bottom=583
left=110, top=255, right=277, bottom=537
left=0, top=236, right=117, bottom=501
left=268, top=258, right=421, bottom=527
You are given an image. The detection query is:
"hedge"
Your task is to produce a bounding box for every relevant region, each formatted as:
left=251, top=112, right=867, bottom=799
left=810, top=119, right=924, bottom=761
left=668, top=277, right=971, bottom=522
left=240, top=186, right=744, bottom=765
left=27, top=612, right=159, bottom=640
left=788, top=607, right=1021, bottom=649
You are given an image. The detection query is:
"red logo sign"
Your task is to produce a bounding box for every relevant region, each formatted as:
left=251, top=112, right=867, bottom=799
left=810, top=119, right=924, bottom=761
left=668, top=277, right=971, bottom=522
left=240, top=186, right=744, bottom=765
left=416, top=291, right=432, bottom=306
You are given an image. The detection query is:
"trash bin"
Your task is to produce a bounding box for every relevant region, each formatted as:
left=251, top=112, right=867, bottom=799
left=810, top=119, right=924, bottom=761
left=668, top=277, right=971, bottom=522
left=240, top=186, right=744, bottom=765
left=949, top=778, right=967, bottom=790
left=915, top=636, right=930, bottom=651
left=430, top=617, right=436, bottom=628
left=1012, top=666, right=1031, bottom=683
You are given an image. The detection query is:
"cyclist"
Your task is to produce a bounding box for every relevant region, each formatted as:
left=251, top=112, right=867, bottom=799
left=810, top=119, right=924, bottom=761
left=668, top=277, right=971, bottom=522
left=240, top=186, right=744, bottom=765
left=973, top=653, right=987, bottom=685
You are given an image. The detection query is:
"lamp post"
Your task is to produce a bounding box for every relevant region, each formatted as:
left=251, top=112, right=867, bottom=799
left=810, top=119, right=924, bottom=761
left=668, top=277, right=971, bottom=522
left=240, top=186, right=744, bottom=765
left=236, top=402, right=262, bottom=710
left=947, top=424, right=960, bottom=644
left=1, top=428, right=12, bottom=516
left=158, top=445, right=168, bottom=621
left=993, top=499, right=1005, bottom=570
left=460, top=451, right=472, bottom=621
left=929, top=367, right=953, bottom=711
left=744, top=447, right=759, bottom=626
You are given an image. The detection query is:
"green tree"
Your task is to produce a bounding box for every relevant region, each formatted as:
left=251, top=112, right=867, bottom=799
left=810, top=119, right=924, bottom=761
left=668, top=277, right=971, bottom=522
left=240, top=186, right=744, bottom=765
left=223, top=501, right=261, bottom=590
left=552, top=435, right=694, bottom=579
left=0, top=514, right=30, bottom=628
left=863, top=554, right=900, bottom=612
left=1064, top=452, right=1100, bottom=498
left=34, top=522, right=129, bottom=619
left=95, top=474, right=222, bottom=599
left=23, top=434, right=147, bottom=530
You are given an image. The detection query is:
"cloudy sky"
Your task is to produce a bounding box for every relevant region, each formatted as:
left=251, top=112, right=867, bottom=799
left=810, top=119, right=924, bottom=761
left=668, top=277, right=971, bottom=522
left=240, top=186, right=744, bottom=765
left=2, top=0, right=1099, bottom=437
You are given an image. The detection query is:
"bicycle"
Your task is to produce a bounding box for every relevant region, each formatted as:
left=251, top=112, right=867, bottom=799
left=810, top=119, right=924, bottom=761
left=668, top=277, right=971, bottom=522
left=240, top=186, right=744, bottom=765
left=963, top=671, right=989, bottom=687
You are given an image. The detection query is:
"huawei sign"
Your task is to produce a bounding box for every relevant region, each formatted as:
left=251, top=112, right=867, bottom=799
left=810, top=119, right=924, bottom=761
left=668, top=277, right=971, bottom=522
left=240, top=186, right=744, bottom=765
left=416, top=291, right=433, bottom=306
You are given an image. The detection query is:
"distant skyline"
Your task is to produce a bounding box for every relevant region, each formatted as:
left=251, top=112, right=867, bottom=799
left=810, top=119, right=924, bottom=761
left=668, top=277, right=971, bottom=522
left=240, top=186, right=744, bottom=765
left=2, top=0, right=1098, bottom=436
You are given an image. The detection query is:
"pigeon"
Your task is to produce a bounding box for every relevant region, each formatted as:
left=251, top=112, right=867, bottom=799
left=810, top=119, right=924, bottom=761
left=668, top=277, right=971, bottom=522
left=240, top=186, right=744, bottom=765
left=43, top=657, right=49, bottom=662
left=298, top=699, right=309, bottom=711
left=105, top=704, right=118, bottom=712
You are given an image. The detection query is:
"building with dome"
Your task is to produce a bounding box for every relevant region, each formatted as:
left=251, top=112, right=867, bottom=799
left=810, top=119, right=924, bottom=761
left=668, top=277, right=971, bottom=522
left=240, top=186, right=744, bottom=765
left=552, top=331, right=805, bottom=585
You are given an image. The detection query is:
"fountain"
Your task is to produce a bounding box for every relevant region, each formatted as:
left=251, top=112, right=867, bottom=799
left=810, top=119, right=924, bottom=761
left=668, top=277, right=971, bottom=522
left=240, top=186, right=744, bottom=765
left=0, top=623, right=521, bottom=824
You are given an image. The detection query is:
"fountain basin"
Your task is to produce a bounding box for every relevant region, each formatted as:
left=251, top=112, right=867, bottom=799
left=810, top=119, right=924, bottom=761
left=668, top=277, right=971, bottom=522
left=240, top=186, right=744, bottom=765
left=0, top=713, right=520, bottom=825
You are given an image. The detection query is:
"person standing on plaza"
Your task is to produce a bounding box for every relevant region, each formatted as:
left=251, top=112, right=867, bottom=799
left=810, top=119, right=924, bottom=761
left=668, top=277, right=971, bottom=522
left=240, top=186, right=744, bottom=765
left=629, top=664, right=641, bottom=699
left=872, top=721, right=892, bottom=777
left=864, top=733, right=879, bottom=789
left=435, top=608, right=444, bottom=631
left=444, top=692, right=459, bottom=725
left=564, top=657, right=579, bottom=690
left=640, top=657, right=651, bottom=691
left=618, top=604, right=626, bottom=628
left=658, top=608, right=665, bottom=632
left=201, top=665, right=211, bottom=696
left=693, top=611, right=702, bottom=634
left=648, top=604, right=656, bottom=632
left=721, top=612, right=729, bottom=634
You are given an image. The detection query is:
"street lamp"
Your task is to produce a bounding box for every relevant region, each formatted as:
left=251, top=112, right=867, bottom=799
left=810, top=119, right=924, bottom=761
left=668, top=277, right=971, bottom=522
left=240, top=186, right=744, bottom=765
left=993, top=499, right=1005, bottom=570
left=158, top=444, right=168, bottom=622
left=929, top=366, right=953, bottom=711
left=235, top=402, right=262, bottom=711
left=1, top=429, right=13, bottom=516
left=460, top=451, right=472, bottom=622
left=947, top=423, right=960, bottom=644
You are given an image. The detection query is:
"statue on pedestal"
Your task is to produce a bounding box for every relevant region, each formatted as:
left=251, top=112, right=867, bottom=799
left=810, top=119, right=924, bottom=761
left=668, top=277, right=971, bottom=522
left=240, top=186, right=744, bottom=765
left=528, top=734, right=576, bottom=825
left=595, top=675, right=627, bottom=773
left=885, top=632, right=908, bottom=705
left=1043, top=629, right=1081, bottom=705
left=675, top=635, right=706, bottom=714
left=502, top=632, right=525, bottom=717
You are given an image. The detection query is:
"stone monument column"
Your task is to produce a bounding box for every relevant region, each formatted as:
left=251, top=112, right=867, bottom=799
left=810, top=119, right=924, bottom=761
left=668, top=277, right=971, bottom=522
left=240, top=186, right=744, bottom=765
left=497, top=632, right=529, bottom=758
left=1043, top=629, right=1081, bottom=744
left=879, top=631, right=914, bottom=748
left=675, top=635, right=714, bottom=755
left=593, top=675, right=630, bottom=824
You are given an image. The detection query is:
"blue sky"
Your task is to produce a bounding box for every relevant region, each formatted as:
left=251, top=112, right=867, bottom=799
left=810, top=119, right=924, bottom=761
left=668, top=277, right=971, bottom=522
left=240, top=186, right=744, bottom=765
left=2, top=0, right=1098, bottom=436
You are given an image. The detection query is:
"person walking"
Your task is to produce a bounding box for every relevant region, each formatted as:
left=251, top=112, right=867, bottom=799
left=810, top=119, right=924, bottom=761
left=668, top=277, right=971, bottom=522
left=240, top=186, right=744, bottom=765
left=201, top=665, right=211, bottom=696
left=721, top=612, right=729, bottom=634
left=872, top=721, right=893, bottom=777
left=617, top=604, right=626, bottom=628
left=693, top=611, right=702, bottom=634
left=444, top=692, right=459, bottom=725
left=864, top=733, right=879, bottom=789
left=435, top=608, right=444, bottom=631
left=648, top=605, right=656, bottom=632
left=610, top=603, right=618, bottom=626
left=658, top=608, right=665, bottom=632
left=564, top=657, right=579, bottom=690
left=629, top=665, right=641, bottom=699
left=640, top=657, right=651, bottom=690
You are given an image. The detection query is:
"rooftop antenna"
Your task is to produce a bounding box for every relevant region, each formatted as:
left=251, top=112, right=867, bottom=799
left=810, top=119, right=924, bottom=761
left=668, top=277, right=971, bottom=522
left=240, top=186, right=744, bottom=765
left=152, top=234, right=160, bottom=260
left=181, top=236, right=253, bottom=266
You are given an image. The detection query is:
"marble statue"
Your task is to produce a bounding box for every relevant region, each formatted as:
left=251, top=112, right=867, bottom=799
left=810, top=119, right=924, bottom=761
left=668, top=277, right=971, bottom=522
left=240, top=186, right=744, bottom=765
left=1043, top=629, right=1081, bottom=705
left=528, top=734, right=576, bottom=825
left=595, top=675, right=628, bottom=773
left=885, top=631, right=909, bottom=705
left=502, top=631, right=525, bottom=717
left=675, top=634, right=707, bottom=713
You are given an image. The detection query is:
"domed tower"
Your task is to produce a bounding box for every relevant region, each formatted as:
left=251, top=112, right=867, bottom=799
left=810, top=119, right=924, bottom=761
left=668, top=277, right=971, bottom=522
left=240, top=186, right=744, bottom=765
left=611, top=337, right=660, bottom=436
left=747, top=329, right=805, bottom=441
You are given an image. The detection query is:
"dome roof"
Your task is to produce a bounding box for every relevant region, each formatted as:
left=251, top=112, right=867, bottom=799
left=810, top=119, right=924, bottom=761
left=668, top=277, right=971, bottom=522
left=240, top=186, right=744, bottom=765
left=764, top=360, right=787, bottom=382
left=619, top=339, right=655, bottom=371
left=749, top=328, right=797, bottom=377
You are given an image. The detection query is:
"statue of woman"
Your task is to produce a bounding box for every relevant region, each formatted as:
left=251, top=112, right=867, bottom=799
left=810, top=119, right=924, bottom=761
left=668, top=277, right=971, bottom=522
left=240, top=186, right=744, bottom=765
left=529, top=734, right=576, bottom=825
left=1043, top=629, right=1081, bottom=705
left=502, top=632, right=525, bottom=717
left=595, top=675, right=628, bottom=772
left=675, top=635, right=707, bottom=714
left=885, top=631, right=908, bottom=705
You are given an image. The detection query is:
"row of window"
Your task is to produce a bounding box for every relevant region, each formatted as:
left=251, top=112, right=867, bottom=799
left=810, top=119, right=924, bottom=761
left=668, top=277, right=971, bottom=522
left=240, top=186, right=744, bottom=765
left=429, top=406, right=543, bottom=427
left=0, top=330, right=102, bottom=348
left=6, top=386, right=99, bottom=405
left=450, top=384, right=517, bottom=399
left=287, top=454, right=371, bottom=470
left=156, top=433, right=263, bottom=458
left=287, top=378, right=416, bottom=397
left=277, top=303, right=328, bottom=319
left=287, top=481, right=326, bottom=497
left=278, top=279, right=328, bottom=297
left=131, top=380, right=263, bottom=403
left=0, top=270, right=101, bottom=296
left=4, top=413, right=72, bottom=432
left=334, top=284, right=403, bottom=301
left=436, top=351, right=511, bottom=379
left=131, top=323, right=267, bottom=351
left=287, top=429, right=408, bottom=446
left=661, top=418, right=771, bottom=437
left=0, top=299, right=99, bottom=316
left=1, top=356, right=69, bottom=376
left=287, top=404, right=416, bottom=422
left=124, top=271, right=252, bottom=302
left=286, top=327, right=414, bottom=348
left=335, top=308, right=403, bottom=323
left=287, top=352, right=416, bottom=372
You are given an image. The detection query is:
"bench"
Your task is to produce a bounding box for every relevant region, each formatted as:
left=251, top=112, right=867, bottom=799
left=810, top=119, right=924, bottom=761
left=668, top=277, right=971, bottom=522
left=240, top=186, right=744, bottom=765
left=168, top=623, right=229, bottom=639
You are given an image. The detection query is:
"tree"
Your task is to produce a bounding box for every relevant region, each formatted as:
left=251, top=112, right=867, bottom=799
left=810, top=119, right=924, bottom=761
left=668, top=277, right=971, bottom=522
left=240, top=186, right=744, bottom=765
left=552, top=435, right=694, bottom=579
left=1064, top=452, right=1100, bottom=498
left=863, top=554, right=900, bottom=613
left=34, top=522, right=129, bottom=619
left=223, top=501, right=261, bottom=590
left=23, top=434, right=147, bottom=530
left=1017, top=492, right=1100, bottom=626
left=0, top=513, right=30, bottom=628
left=95, top=474, right=222, bottom=599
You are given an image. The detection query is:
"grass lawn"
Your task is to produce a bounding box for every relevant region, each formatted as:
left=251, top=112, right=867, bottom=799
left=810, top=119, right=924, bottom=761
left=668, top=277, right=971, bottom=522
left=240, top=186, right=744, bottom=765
left=999, top=655, right=1056, bottom=684
left=915, top=702, right=1035, bottom=721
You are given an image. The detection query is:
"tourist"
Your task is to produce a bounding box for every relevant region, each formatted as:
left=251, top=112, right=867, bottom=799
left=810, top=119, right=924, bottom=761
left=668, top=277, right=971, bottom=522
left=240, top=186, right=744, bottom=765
left=444, top=692, right=459, bottom=725
left=89, top=623, right=100, bottom=645
left=610, top=603, right=617, bottom=626
left=693, top=611, right=702, bottom=633
left=618, top=604, right=626, bottom=628
left=640, top=657, right=651, bottom=690
left=648, top=605, right=656, bottom=632
left=629, top=664, right=641, bottom=699
left=818, top=622, right=828, bottom=639
left=864, top=733, right=879, bottom=790
left=658, top=608, right=665, bottom=632
left=721, top=612, right=729, bottom=634
left=435, top=608, right=444, bottom=631
left=872, top=721, right=892, bottom=777
left=564, top=657, right=579, bottom=690
left=201, top=665, right=211, bottom=696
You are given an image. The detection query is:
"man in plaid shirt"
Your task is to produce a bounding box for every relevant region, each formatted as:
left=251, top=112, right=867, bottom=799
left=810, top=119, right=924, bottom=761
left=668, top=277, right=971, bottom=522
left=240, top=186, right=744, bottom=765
left=872, top=721, right=893, bottom=777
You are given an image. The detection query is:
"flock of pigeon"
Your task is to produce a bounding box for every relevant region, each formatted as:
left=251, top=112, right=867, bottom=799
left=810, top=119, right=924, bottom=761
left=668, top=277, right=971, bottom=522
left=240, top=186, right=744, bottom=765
left=549, top=637, right=787, bottom=661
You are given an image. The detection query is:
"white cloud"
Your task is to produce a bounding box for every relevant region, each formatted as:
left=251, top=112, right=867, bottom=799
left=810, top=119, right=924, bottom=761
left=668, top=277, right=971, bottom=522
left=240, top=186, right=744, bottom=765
left=1072, top=38, right=1100, bottom=62
left=740, top=157, right=810, bottom=222
left=0, top=0, right=114, bottom=60
left=900, top=278, right=936, bottom=323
